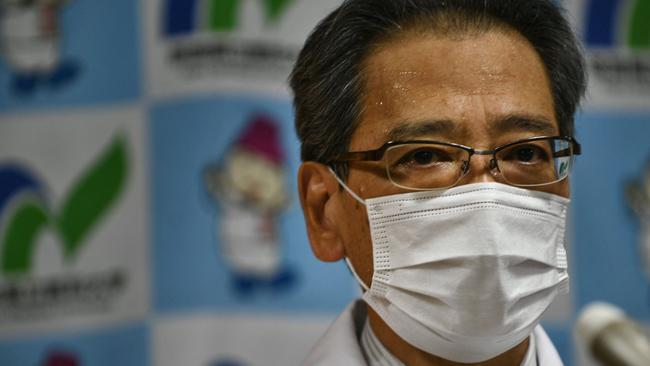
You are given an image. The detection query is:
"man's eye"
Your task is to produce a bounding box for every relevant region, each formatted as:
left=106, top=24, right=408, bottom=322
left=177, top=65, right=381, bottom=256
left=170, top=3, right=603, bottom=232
left=413, top=149, right=436, bottom=164
left=516, top=147, right=535, bottom=162
left=507, top=145, right=548, bottom=164
left=399, top=148, right=449, bottom=166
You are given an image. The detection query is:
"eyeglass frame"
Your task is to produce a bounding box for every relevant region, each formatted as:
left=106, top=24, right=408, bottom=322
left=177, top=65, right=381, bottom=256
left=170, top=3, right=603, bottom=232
left=330, top=135, right=582, bottom=190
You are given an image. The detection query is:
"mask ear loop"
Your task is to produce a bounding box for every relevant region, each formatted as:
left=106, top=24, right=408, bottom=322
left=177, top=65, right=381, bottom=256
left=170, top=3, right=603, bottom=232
left=328, top=167, right=366, bottom=205
left=328, top=167, right=370, bottom=291
left=345, top=257, right=370, bottom=292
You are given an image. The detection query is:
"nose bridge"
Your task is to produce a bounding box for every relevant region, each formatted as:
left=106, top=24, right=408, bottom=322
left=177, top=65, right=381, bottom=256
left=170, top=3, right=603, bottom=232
left=462, top=150, right=500, bottom=184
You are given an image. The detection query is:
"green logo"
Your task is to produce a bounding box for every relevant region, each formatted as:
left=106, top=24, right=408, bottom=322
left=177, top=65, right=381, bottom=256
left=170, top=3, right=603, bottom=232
left=211, top=0, right=294, bottom=31
left=1, top=136, right=129, bottom=275
left=629, top=0, right=650, bottom=49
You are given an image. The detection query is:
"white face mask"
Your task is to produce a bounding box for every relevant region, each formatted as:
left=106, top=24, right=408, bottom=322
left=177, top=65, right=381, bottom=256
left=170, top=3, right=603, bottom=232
left=332, top=172, right=569, bottom=363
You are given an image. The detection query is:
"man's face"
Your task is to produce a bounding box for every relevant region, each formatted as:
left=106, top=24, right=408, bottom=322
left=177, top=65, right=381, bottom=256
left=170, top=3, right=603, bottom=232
left=336, top=28, right=569, bottom=285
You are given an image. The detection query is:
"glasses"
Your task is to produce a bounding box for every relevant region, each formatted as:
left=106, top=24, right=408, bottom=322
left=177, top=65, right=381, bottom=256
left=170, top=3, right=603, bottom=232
left=332, top=136, right=581, bottom=190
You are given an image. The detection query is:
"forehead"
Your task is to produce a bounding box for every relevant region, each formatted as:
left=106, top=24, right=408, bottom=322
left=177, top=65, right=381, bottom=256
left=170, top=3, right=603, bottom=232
left=352, top=29, right=557, bottom=149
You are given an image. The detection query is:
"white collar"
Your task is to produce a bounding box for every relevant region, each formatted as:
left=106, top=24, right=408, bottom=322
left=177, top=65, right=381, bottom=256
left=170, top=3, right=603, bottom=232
left=361, top=317, right=538, bottom=366
left=360, top=318, right=404, bottom=366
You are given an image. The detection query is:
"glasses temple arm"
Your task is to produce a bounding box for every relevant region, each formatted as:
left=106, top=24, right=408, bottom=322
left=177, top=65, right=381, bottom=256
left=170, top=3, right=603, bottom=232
left=572, top=141, right=582, bottom=155
left=334, top=150, right=384, bottom=163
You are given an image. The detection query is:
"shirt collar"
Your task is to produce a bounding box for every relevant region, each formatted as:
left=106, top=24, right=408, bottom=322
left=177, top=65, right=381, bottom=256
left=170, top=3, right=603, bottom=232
left=360, top=317, right=538, bottom=366
left=360, top=318, right=405, bottom=366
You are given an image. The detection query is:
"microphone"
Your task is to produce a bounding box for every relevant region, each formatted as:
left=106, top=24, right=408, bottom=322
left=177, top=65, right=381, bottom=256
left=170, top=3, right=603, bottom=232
left=576, top=302, right=650, bottom=366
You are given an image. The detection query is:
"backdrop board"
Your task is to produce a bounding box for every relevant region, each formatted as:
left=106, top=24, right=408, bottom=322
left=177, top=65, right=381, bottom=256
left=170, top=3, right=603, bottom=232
left=0, top=0, right=648, bottom=365
left=144, top=0, right=340, bottom=98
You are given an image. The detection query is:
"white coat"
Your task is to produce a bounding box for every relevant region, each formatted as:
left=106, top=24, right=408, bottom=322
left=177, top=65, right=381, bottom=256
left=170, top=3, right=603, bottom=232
left=302, top=300, right=564, bottom=366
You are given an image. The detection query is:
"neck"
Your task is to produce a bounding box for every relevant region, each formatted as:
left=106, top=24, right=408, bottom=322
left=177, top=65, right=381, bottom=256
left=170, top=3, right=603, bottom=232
left=367, top=306, right=530, bottom=366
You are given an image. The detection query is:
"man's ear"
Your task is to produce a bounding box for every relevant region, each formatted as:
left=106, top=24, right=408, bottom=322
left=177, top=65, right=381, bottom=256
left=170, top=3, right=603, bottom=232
left=298, top=162, right=345, bottom=262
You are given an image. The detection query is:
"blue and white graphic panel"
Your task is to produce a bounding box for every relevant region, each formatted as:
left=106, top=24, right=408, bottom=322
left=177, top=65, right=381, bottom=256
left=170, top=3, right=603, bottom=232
left=573, top=112, right=650, bottom=318
left=144, top=0, right=342, bottom=98
left=0, top=0, right=141, bottom=112
left=0, top=323, right=149, bottom=366
left=571, top=111, right=650, bottom=365
left=153, top=313, right=331, bottom=366
left=150, top=95, right=358, bottom=314
left=567, top=0, right=650, bottom=108
left=0, top=105, right=150, bottom=338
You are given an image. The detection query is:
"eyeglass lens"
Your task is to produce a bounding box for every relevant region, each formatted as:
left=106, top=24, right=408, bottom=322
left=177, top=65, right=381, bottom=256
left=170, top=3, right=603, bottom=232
left=496, top=138, right=572, bottom=186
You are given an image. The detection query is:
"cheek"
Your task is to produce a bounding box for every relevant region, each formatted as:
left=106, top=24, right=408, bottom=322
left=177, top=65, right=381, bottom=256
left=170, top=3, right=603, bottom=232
left=339, top=196, right=376, bottom=284
left=532, top=179, right=570, bottom=198
left=341, top=197, right=371, bottom=248
left=349, top=165, right=407, bottom=200
left=558, top=180, right=571, bottom=198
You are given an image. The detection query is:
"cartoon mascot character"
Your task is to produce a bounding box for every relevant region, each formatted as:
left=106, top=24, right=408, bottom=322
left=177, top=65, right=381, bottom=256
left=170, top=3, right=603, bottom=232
left=0, top=0, right=79, bottom=95
left=205, top=114, right=295, bottom=295
left=627, top=162, right=650, bottom=282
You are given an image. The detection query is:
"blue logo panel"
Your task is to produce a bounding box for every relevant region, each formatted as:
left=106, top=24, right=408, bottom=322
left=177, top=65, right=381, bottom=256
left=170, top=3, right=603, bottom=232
left=150, top=95, right=357, bottom=314
left=0, top=323, right=149, bottom=366
left=0, top=0, right=140, bottom=111
left=572, top=111, right=650, bottom=320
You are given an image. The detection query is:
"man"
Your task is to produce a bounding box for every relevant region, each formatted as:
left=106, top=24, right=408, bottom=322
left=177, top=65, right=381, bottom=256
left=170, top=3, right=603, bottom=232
left=290, top=0, right=586, bottom=365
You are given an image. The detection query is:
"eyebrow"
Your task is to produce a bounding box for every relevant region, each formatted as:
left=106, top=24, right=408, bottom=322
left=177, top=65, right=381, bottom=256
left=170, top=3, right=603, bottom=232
left=385, top=114, right=558, bottom=142
left=387, top=119, right=462, bottom=141
left=492, top=114, right=558, bottom=135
